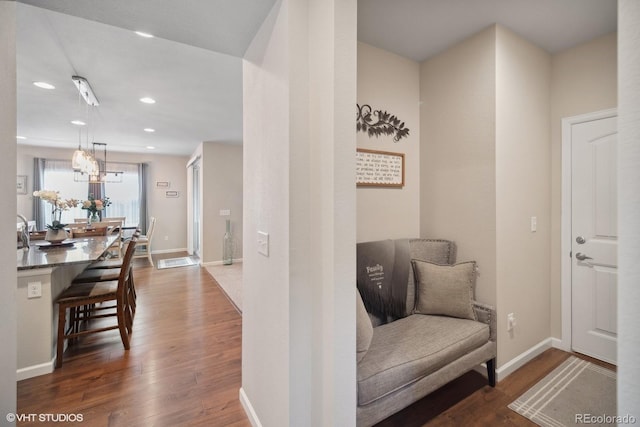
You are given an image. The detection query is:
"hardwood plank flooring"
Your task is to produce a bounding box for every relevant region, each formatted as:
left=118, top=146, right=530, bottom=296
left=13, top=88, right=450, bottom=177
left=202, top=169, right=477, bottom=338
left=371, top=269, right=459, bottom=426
left=17, top=253, right=250, bottom=427
left=375, top=348, right=615, bottom=427
left=18, top=254, right=615, bottom=426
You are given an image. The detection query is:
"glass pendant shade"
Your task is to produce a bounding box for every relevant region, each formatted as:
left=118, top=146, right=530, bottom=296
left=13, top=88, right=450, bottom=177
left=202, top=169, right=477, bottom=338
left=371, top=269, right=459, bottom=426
left=71, top=149, right=87, bottom=170
left=87, top=157, right=99, bottom=175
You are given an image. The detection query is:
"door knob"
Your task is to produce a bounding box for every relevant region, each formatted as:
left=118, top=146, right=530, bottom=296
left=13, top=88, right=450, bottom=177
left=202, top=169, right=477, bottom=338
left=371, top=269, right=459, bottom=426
left=576, top=236, right=586, bottom=244
left=575, top=252, right=593, bottom=261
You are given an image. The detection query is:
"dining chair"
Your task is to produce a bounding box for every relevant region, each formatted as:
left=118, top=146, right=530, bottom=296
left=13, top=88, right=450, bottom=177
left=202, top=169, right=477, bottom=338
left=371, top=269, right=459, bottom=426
left=69, top=226, right=108, bottom=238
left=133, top=216, right=156, bottom=266
left=71, top=232, right=140, bottom=331
left=80, top=221, right=124, bottom=258
left=54, top=237, right=137, bottom=368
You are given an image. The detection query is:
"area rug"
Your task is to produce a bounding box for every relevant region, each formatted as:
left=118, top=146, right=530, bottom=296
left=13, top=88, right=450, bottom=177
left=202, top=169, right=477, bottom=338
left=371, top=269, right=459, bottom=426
left=508, top=356, right=616, bottom=427
left=157, top=257, right=198, bottom=270
left=204, top=263, right=243, bottom=312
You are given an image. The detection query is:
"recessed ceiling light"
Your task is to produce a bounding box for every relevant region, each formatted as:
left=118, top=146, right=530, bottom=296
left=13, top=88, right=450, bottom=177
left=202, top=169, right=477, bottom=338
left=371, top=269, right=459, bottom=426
left=71, top=120, right=86, bottom=126
left=135, top=31, right=154, bottom=38
left=140, top=97, right=156, bottom=104
left=146, top=146, right=156, bottom=150
left=143, top=128, right=155, bottom=133
left=33, top=81, right=55, bottom=90
left=16, top=135, right=27, bottom=140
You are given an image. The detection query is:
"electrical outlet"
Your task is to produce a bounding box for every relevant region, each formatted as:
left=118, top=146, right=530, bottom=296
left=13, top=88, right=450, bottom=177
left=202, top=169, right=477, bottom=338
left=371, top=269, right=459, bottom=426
left=507, top=313, right=516, bottom=331
left=219, top=209, right=230, bottom=216
left=28, top=281, right=42, bottom=299
left=164, top=235, right=169, bottom=241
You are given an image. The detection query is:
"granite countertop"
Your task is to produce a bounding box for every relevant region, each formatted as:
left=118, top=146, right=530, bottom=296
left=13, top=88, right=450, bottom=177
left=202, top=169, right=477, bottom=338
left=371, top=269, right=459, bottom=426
left=17, top=235, right=119, bottom=270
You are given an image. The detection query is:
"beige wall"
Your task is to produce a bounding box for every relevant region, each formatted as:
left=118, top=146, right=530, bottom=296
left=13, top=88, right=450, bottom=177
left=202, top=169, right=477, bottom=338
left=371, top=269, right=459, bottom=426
left=16, top=145, right=189, bottom=253
left=200, top=142, right=243, bottom=263
left=1, top=1, right=18, bottom=415
left=495, top=26, right=551, bottom=364
left=549, top=32, right=617, bottom=338
left=357, top=42, right=420, bottom=242
left=242, top=0, right=357, bottom=425
left=618, top=0, right=640, bottom=413
left=420, top=26, right=497, bottom=307
left=421, top=25, right=554, bottom=366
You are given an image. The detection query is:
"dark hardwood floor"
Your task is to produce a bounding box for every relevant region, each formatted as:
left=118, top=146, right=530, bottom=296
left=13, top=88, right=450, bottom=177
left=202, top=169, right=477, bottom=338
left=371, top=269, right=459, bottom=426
left=17, top=254, right=614, bottom=426
left=376, top=348, right=615, bottom=427
left=17, top=253, right=250, bottom=427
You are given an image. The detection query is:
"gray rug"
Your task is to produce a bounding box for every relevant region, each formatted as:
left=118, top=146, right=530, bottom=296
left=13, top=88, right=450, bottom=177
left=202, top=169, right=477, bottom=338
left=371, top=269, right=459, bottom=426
left=509, top=356, right=616, bottom=427
left=157, top=257, right=198, bottom=270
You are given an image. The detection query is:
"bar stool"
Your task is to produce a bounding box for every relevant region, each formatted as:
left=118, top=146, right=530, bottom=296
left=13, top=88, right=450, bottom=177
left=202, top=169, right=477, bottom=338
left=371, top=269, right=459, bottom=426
left=55, top=238, right=137, bottom=368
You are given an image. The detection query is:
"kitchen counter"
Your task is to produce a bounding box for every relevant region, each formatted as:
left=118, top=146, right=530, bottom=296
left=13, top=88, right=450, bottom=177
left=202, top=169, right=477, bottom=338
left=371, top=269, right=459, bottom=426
left=17, top=235, right=118, bottom=270
left=16, top=234, right=119, bottom=379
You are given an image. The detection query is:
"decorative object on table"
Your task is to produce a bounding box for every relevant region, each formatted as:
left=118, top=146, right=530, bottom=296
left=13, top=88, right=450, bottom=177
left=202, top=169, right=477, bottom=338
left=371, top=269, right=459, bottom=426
left=32, top=190, right=80, bottom=243
left=356, top=104, right=410, bottom=142
left=17, top=175, right=28, bottom=194
left=223, top=219, right=233, bottom=265
left=37, top=241, right=75, bottom=250
left=356, top=148, right=405, bottom=188
left=81, top=193, right=111, bottom=223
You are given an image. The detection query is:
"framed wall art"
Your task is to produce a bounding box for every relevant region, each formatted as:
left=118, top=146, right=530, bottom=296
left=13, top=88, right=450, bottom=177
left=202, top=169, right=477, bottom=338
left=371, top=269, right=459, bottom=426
left=356, top=149, right=405, bottom=188
left=17, top=175, right=27, bottom=194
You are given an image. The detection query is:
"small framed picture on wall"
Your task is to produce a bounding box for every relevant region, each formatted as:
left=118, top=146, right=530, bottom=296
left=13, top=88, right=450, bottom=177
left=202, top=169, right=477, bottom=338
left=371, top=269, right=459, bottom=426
left=17, top=175, right=27, bottom=194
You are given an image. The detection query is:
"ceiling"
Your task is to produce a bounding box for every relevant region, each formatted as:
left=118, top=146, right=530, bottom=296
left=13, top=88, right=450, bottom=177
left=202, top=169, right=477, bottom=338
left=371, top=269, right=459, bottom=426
left=358, top=0, right=617, bottom=62
left=16, top=0, right=617, bottom=156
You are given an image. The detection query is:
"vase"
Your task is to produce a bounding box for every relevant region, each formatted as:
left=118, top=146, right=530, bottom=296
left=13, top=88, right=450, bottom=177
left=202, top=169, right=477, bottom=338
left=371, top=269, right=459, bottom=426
left=89, top=213, right=100, bottom=224
left=223, top=219, right=233, bottom=265
left=45, top=229, right=68, bottom=244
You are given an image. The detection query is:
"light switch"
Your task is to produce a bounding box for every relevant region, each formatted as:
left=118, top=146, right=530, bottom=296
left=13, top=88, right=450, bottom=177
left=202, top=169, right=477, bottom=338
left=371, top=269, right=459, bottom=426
left=530, top=216, right=537, bottom=232
left=257, top=231, right=269, bottom=257
left=28, top=281, right=42, bottom=299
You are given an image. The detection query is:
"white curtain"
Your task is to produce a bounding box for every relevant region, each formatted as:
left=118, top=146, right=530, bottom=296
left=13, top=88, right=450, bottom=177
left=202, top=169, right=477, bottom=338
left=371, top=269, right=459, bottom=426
left=104, top=162, right=141, bottom=227
left=35, top=158, right=144, bottom=229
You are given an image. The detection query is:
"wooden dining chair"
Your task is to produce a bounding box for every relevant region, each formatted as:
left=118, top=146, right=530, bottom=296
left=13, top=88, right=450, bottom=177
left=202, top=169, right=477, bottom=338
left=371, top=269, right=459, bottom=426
left=133, top=216, right=156, bottom=266
left=73, top=232, right=141, bottom=322
left=54, top=237, right=137, bottom=368
left=69, top=226, right=108, bottom=238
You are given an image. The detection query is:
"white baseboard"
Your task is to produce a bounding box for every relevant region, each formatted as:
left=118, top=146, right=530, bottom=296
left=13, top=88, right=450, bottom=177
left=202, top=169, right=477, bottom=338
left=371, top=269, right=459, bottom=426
left=239, top=387, right=262, bottom=427
left=151, top=248, right=188, bottom=255
left=550, top=337, right=565, bottom=350
left=17, top=359, right=54, bottom=381
left=201, top=258, right=243, bottom=267
left=496, top=338, right=553, bottom=381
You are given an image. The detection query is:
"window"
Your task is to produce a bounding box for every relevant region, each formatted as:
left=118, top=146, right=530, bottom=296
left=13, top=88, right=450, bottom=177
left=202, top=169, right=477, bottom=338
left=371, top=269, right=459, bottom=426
left=38, top=159, right=143, bottom=229
left=104, top=162, right=141, bottom=227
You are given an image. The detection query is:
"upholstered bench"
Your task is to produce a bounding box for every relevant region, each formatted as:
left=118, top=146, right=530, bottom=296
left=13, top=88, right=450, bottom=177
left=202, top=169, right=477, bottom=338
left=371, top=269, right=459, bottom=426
left=356, top=239, right=497, bottom=427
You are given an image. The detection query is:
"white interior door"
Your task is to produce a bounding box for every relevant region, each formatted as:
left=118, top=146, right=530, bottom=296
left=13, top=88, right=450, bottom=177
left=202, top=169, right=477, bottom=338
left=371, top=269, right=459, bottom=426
left=571, top=115, right=617, bottom=365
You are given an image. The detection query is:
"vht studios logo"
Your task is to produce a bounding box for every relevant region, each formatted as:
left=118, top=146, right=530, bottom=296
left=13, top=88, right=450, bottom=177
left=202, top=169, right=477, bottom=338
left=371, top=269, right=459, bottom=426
left=6, top=413, right=84, bottom=423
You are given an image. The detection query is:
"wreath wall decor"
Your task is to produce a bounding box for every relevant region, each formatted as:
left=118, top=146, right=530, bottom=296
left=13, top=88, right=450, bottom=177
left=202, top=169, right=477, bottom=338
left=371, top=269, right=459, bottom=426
left=356, top=104, right=410, bottom=142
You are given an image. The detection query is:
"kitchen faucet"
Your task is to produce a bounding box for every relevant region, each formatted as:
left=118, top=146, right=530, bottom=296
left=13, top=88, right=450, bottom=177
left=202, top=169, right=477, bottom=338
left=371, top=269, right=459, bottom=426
left=17, top=214, right=30, bottom=249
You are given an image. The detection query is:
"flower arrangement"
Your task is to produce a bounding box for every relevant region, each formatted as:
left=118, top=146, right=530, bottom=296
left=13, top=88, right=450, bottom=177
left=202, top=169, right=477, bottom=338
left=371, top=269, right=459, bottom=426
left=32, top=190, right=80, bottom=230
left=81, top=193, right=112, bottom=219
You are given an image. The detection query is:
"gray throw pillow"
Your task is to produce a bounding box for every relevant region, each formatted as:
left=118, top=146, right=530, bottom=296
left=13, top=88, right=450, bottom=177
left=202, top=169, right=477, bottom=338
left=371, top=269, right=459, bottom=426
left=412, top=260, right=477, bottom=320
left=356, top=289, right=373, bottom=363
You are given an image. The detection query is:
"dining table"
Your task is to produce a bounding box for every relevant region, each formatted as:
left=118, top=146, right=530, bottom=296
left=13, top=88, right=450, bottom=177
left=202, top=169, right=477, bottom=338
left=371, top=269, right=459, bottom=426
left=16, top=234, right=119, bottom=379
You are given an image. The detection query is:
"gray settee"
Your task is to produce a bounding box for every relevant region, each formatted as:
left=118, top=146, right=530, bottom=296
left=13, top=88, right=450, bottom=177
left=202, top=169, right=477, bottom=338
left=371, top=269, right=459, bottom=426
left=356, top=239, right=497, bottom=427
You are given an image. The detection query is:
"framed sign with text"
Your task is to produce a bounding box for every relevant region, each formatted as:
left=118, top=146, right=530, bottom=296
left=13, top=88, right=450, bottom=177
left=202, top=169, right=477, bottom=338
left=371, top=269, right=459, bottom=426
left=356, top=148, right=405, bottom=188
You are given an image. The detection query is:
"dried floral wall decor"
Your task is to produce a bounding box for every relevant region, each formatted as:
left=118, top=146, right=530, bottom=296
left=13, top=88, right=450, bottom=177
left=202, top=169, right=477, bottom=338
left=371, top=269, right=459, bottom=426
left=356, top=104, right=410, bottom=142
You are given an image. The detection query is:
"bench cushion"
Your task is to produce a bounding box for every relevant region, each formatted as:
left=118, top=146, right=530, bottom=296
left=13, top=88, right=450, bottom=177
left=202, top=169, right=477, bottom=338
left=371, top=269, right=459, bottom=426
left=357, top=314, right=489, bottom=405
